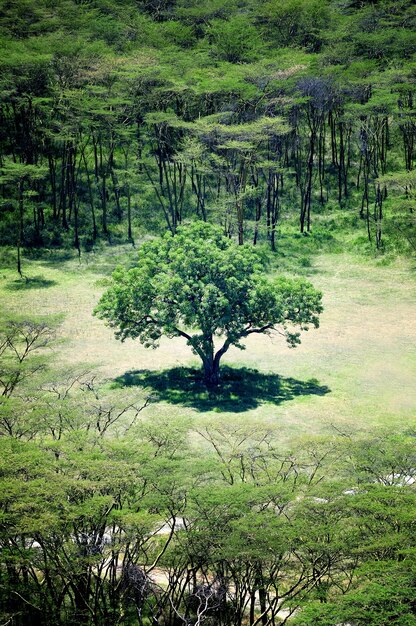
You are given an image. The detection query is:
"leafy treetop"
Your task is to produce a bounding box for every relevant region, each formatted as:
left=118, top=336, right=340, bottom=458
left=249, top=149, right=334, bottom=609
left=95, top=222, right=323, bottom=386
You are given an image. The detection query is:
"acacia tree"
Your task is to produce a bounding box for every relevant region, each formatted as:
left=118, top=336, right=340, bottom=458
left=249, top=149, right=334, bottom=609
left=0, top=161, right=48, bottom=275
left=94, top=222, right=322, bottom=387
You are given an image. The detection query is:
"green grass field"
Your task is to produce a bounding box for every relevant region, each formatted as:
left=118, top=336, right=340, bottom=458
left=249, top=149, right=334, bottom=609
left=1, top=245, right=415, bottom=444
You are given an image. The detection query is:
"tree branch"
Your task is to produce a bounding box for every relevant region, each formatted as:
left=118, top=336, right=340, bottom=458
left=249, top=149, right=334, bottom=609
left=242, top=323, right=275, bottom=336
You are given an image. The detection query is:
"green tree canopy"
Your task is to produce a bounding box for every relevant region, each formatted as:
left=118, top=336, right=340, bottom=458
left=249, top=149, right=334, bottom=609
left=94, top=222, right=322, bottom=386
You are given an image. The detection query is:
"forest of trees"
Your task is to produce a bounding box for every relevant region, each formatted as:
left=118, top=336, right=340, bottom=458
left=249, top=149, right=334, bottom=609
left=1, top=320, right=415, bottom=625
left=0, top=0, right=416, bottom=262
left=1, top=1, right=416, bottom=625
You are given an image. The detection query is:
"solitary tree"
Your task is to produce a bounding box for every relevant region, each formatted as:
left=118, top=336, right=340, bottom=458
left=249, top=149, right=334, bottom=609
left=94, top=222, right=323, bottom=387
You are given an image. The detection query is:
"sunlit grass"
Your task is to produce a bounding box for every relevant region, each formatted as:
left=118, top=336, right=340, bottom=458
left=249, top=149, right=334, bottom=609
left=1, top=244, right=415, bottom=445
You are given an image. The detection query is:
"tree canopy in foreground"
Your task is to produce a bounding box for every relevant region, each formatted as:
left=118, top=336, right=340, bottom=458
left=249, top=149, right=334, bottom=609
left=95, top=222, right=323, bottom=386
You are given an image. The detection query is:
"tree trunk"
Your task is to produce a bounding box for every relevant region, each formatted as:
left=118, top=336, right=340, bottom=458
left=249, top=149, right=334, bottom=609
left=201, top=338, right=231, bottom=388
left=17, top=178, right=23, bottom=277
left=127, top=186, right=133, bottom=241
left=203, top=357, right=220, bottom=388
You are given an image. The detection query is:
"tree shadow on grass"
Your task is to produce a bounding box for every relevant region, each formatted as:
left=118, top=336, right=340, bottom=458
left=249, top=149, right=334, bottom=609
left=113, top=366, right=330, bottom=413
left=5, top=275, right=57, bottom=290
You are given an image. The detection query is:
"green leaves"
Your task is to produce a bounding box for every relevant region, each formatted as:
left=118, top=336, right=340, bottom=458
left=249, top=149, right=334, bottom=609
left=206, top=15, right=263, bottom=63
left=256, top=0, right=332, bottom=51
left=95, top=222, right=323, bottom=385
left=0, top=161, right=48, bottom=185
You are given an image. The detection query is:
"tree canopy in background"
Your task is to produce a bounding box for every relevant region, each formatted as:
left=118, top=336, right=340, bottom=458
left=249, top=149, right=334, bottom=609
left=0, top=0, right=415, bottom=260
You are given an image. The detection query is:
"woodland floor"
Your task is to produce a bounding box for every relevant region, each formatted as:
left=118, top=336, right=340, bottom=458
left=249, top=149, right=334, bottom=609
left=1, top=246, right=416, bottom=445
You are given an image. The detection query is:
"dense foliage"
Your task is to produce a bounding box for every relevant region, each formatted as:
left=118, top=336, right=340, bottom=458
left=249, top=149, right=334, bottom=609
left=0, top=321, right=415, bottom=625
left=0, top=0, right=416, bottom=264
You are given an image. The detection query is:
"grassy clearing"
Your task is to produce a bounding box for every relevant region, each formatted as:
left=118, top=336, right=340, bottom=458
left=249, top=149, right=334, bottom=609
left=1, top=243, right=415, bottom=445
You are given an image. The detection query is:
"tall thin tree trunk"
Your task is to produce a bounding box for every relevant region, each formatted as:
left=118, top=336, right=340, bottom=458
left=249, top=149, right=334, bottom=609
left=17, top=178, right=23, bottom=277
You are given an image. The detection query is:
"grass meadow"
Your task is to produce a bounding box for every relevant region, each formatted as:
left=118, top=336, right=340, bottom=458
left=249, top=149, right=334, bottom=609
left=1, top=242, right=415, bottom=446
